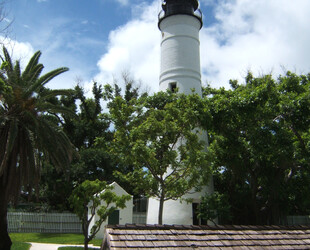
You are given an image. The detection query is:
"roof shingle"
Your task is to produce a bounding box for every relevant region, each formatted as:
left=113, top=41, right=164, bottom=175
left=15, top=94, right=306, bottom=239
left=101, top=224, right=310, bottom=249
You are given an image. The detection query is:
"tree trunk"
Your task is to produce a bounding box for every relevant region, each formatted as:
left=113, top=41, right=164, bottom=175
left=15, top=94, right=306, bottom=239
left=0, top=187, right=12, bottom=250
left=158, top=195, right=165, bottom=225
left=83, top=205, right=89, bottom=250
left=249, top=169, right=259, bottom=224
left=84, top=239, right=88, bottom=250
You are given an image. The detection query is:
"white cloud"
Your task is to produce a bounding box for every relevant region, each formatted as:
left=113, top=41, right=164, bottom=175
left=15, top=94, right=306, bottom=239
left=3, top=18, right=11, bottom=23
left=95, top=0, right=310, bottom=92
left=116, top=0, right=129, bottom=7
left=0, top=37, right=35, bottom=67
left=200, top=0, right=310, bottom=88
left=0, top=36, right=78, bottom=91
left=94, top=1, right=160, bottom=92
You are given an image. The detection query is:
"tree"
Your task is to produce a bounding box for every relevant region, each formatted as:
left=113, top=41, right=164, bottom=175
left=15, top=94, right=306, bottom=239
left=197, top=192, right=231, bottom=225
left=105, top=91, right=211, bottom=224
left=37, top=82, right=114, bottom=211
left=39, top=75, right=147, bottom=211
left=0, top=46, right=75, bottom=249
left=69, top=179, right=131, bottom=250
left=203, top=72, right=310, bottom=225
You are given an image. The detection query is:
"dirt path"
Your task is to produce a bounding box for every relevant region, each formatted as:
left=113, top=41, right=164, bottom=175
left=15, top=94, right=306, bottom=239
left=29, top=242, right=100, bottom=249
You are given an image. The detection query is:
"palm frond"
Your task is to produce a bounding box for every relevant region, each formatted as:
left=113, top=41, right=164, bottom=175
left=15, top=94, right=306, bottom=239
left=24, top=66, right=64, bottom=97
left=13, top=61, right=21, bottom=80
left=40, top=88, right=74, bottom=99
left=0, top=120, right=18, bottom=176
left=2, top=46, right=13, bottom=73
left=36, top=103, right=76, bottom=117
left=11, top=60, right=22, bottom=87
left=28, top=64, right=44, bottom=83
left=0, top=70, right=7, bottom=82
left=19, top=128, right=36, bottom=186
left=4, top=143, right=19, bottom=199
left=21, top=51, right=42, bottom=80
left=36, top=67, right=69, bottom=87
left=22, top=64, right=44, bottom=98
left=35, top=118, right=75, bottom=169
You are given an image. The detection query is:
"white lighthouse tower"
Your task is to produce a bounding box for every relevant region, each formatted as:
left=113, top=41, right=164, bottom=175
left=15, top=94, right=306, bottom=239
left=146, top=0, right=213, bottom=225
left=159, top=0, right=203, bottom=94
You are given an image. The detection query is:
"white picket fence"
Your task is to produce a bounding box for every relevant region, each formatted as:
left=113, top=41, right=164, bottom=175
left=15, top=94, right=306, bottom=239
left=7, top=211, right=147, bottom=233
left=7, top=212, right=82, bottom=233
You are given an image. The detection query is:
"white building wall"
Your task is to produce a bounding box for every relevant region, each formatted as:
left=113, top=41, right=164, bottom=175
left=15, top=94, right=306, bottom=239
left=147, top=186, right=211, bottom=225
left=88, top=182, right=133, bottom=239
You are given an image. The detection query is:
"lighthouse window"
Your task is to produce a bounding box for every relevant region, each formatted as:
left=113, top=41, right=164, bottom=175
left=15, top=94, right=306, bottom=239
left=169, top=82, right=177, bottom=92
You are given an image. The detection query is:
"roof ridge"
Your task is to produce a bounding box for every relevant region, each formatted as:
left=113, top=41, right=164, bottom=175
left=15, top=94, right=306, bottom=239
left=105, top=223, right=310, bottom=230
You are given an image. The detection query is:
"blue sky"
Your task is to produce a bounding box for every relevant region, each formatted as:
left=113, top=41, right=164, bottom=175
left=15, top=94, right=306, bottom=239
left=2, top=0, right=310, bottom=93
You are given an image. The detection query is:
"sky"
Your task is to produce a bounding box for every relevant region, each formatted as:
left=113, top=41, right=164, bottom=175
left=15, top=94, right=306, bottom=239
left=2, top=0, right=310, bottom=93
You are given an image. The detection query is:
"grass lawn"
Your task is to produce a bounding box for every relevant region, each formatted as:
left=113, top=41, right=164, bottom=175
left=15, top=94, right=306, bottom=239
left=11, top=242, right=31, bottom=250
left=10, top=233, right=102, bottom=246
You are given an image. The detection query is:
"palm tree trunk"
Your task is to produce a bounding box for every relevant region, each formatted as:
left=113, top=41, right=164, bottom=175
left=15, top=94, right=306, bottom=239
left=0, top=184, right=12, bottom=250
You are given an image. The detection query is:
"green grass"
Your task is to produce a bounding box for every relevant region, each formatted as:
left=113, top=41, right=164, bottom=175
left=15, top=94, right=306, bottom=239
left=10, top=233, right=102, bottom=246
left=11, top=242, right=31, bottom=250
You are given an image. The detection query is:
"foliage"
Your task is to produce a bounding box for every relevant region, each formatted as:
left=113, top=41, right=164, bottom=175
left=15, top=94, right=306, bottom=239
left=105, top=91, right=211, bottom=224
left=204, top=72, right=310, bottom=225
left=39, top=77, right=145, bottom=211
left=69, top=179, right=130, bottom=250
left=198, top=192, right=231, bottom=225
left=39, top=82, right=113, bottom=211
left=39, top=75, right=147, bottom=211
left=0, top=46, right=74, bottom=249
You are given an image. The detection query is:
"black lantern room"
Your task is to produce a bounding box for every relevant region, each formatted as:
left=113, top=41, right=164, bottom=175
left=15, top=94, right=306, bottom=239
left=158, top=0, right=202, bottom=28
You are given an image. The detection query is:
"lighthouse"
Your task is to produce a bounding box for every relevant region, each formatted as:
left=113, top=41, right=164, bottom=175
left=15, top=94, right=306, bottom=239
left=159, top=0, right=203, bottom=95
left=146, top=0, right=213, bottom=225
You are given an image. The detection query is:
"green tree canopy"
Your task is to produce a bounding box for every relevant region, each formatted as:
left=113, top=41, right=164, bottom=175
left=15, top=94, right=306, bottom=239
left=103, top=91, right=211, bottom=224
left=203, top=72, right=310, bottom=225
left=39, top=78, right=145, bottom=211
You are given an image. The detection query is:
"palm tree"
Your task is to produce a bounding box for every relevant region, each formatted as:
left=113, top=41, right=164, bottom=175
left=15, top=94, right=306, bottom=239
left=0, top=47, right=75, bottom=249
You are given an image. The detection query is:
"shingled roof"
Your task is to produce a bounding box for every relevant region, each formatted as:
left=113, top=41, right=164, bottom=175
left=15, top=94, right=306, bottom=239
left=101, top=224, right=310, bottom=249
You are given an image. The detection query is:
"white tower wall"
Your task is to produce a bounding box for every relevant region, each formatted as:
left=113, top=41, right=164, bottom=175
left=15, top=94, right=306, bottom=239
left=159, top=15, right=202, bottom=95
